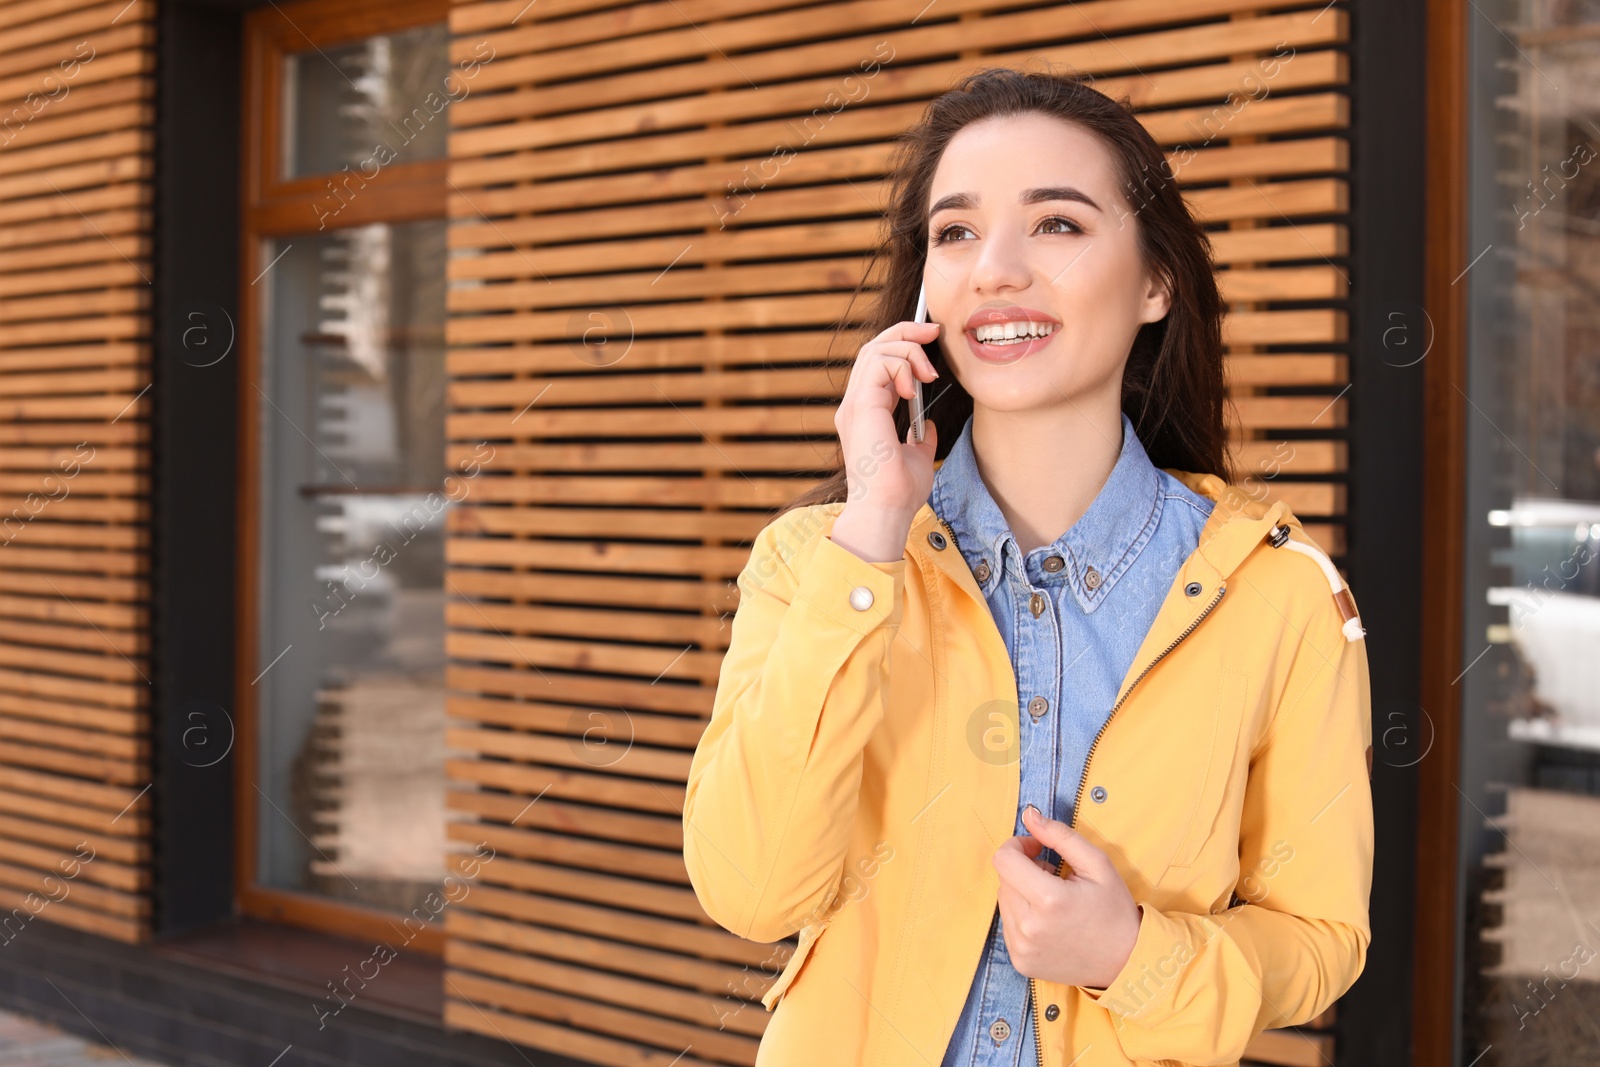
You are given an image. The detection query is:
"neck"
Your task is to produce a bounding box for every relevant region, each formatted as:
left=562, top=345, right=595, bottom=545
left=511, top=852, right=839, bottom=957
left=969, top=388, right=1125, bottom=555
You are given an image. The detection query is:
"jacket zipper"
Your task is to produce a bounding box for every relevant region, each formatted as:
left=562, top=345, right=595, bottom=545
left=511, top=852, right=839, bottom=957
left=1026, top=582, right=1228, bottom=1067
left=938, top=514, right=960, bottom=551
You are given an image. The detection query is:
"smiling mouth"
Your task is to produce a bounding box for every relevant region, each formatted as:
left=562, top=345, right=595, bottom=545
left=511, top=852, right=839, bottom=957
left=970, top=322, right=1059, bottom=346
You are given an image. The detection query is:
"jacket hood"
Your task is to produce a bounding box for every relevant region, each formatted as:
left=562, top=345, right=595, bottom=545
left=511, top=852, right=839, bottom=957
left=1168, top=469, right=1295, bottom=579
left=1168, top=469, right=1365, bottom=642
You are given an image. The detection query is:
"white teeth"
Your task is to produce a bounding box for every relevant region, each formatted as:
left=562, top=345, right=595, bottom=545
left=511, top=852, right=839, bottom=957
left=974, top=320, right=1057, bottom=343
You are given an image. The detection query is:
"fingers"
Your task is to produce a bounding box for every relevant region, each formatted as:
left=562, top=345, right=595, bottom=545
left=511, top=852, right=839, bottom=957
left=908, top=414, right=938, bottom=449
left=992, top=836, right=1057, bottom=907
left=866, top=321, right=942, bottom=375
left=841, top=319, right=941, bottom=419
left=875, top=340, right=941, bottom=382
left=846, top=348, right=937, bottom=410
left=884, top=353, right=922, bottom=400
left=879, top=319, right=942, bottom=346
left=1021, top=805, right=1110, bottom=880
left=1018, top=833, right=1053, bottom=873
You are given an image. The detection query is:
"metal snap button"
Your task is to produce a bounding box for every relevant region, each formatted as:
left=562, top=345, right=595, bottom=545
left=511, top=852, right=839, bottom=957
left=988, top=1018, right=1010, bottom=1043
left=1184, top=581, right=1202, bottom=597
left=1044, top=1004, right=1060, bottom=1022
left=1084, top=566, right=1102, bottom=590
left=1042, top=554, right=1065, bottom=572
left=1027, top=695, right=1048, bottom=719
left=848, top=585, right=874, bottom=611
left=927, top=530, right=947, bottom=550
left=974, top=560, right=991, bottom=582
left=1091, top=786, right=1108, bottom=803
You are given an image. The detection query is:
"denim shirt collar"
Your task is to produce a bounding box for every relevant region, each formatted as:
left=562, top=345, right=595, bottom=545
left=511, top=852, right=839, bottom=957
left=929, top=410, right=1164, bottom=614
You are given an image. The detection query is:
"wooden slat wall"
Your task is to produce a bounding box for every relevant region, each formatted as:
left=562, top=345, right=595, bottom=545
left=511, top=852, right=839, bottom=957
left=441, top=2, right=1350, bottom=1064
left=0, top=0, right=153, bottom=944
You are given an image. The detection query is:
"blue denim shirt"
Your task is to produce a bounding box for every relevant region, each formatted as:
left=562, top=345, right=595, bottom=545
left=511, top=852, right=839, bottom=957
left=931, top=411, right=1215, bottom=1066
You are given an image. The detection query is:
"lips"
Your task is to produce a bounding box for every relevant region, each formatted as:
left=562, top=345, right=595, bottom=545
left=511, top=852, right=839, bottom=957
left=963, top=303, right=1060, bottom=364
left=963, top=304, right=1059, bottom=332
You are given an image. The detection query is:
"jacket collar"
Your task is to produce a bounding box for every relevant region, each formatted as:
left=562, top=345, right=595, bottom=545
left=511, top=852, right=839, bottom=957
left=909, top=473, right=1297, bottom=712
left=928, top=411, right=1163, bottom=613
left=908, top=469, right=1294, bottom=614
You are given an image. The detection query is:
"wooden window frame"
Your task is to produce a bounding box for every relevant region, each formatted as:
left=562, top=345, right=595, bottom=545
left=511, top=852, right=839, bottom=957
left=235, top=0, right=449, bottom=954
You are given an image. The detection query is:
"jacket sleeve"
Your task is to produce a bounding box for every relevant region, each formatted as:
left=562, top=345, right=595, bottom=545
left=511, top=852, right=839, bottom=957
left=683, top=507, right=907, bottom=943
left=1080, top=580, right=1375, bottom=1065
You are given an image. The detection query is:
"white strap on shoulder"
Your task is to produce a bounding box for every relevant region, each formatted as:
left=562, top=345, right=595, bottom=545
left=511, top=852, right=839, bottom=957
left=1272, top=524, right=1365, bottom=642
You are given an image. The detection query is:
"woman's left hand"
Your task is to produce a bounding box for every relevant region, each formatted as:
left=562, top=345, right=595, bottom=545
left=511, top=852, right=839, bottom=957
left=992, top=804, right=1142, bottom=990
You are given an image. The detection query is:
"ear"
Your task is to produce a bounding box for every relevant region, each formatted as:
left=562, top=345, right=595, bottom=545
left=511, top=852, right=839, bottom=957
left=1138, top=269, right=1172, bottom=325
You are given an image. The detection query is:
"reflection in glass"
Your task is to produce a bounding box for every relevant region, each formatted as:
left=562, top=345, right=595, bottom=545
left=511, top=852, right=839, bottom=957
left=281, top=23, right=451, bottom=180
left=1462, top=2, right=1600, bottom=1061
left=255, top=220, right=449, bottom=915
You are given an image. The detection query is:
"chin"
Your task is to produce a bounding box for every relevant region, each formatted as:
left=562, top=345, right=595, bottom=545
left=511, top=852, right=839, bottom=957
left=959, top=364, right=1106, bottom=414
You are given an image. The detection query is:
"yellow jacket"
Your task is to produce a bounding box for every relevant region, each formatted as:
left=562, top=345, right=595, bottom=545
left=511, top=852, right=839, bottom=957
left=684, top=473, right=1374, bottom=1067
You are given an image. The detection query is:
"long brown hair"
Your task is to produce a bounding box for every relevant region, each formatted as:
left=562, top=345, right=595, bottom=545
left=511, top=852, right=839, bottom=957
left=775, top=66, right=1230, bottom=521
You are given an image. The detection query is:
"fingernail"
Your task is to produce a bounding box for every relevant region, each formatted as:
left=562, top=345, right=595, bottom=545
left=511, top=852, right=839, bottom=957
left=1023, top=804, right=1039, bottom=820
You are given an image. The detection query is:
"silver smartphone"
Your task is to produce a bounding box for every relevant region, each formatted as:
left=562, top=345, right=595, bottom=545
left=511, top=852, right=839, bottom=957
left=910, top=281, right=928, bottom=444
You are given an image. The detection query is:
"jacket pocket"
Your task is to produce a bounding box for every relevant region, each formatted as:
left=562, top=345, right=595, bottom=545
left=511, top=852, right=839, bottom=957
left=1166, top=666, right=1247, bottom=869
left=760, top=919, right=829, bottom=1010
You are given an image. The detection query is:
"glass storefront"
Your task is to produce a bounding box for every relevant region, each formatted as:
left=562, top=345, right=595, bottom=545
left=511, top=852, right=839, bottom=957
left=1461, top=1, right=1600, bottom=1060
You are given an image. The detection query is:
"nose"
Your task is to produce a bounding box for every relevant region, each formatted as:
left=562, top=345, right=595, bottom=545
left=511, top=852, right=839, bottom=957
left=967, top=219, right=1032, bottom=294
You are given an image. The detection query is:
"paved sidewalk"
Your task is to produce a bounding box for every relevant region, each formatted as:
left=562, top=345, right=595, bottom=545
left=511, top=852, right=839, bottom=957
left=0, top=1010, right=170, bottom=1067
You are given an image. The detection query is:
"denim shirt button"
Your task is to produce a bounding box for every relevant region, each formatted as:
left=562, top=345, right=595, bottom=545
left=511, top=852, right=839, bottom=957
left=1042, top=554, right=1065, bottom=572
left=975, top=560, right=991, bottom=582
left=988, top=1018, right=1010, bottom=1043
left=1084, top=566, right=1103, bottom=590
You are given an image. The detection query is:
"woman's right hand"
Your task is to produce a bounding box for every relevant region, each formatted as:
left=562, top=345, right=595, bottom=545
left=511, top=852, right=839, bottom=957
left=828, top=318, right=943, bottom=564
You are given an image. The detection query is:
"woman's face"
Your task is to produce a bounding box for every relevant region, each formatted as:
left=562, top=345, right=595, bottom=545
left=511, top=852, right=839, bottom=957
left=923, top=112, right=1170, bottom=415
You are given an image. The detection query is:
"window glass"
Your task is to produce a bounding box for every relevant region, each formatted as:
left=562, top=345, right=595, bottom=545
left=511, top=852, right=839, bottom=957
left=1461, top=1, right=1600, bottom=1060
left=281, top=22, right=451, bottom=180
left=254, top=219, right=449, bottom=913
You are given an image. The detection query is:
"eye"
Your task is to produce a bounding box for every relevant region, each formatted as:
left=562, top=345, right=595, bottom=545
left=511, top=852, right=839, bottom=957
left=1038, top=215, right=1082, bottom=235
left=930, top=216, right=1083, bottom=245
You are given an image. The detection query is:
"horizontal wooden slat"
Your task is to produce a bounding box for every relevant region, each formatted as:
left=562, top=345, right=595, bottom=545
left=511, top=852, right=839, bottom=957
left=456, top=880, right=751, bottom=961
left=445, top=755, right=690, bottom=813
left=447, top=727, right=693, bottom=781
left=450, top=694, right=704, bottom=748
left=0, top=884, right=145, bottom=939
left=449, top=849, right=705, bottom=923
left=445, top=953, right=764, bottom=1053
left=449, top=910, right=739, bottom=994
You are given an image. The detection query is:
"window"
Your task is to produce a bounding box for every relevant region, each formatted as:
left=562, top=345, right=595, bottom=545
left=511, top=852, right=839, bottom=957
left=239, top=0, right=451, bottom=948
left=1459, top=1, right=1600, bottom=1060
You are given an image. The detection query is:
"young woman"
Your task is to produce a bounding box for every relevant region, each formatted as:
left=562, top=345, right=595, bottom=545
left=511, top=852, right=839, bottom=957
left=684, top=69, right=1373, bottom=1067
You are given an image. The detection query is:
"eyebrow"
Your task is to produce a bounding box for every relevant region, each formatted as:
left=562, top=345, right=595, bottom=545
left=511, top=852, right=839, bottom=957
left=928, top=186, right=1103, bottom=219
